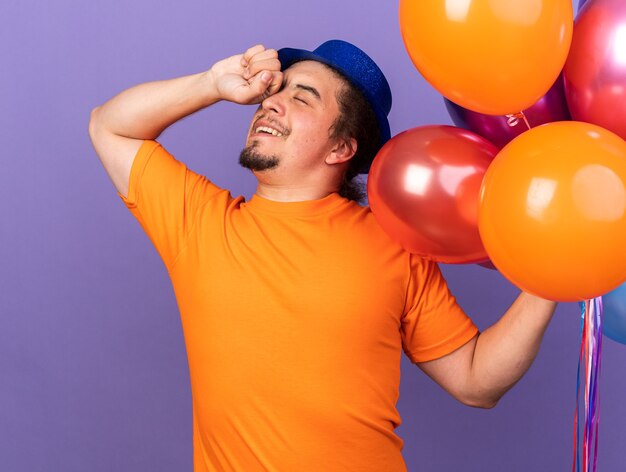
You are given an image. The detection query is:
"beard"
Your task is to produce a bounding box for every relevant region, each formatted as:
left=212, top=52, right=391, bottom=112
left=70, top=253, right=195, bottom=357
left=238, top=142, right=280, bottom=171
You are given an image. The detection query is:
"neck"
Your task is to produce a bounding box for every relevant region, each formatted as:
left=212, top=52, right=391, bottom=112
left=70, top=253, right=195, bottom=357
left=255, top=181, right=338, bottom=202
left=252, top=166, right=344, bottom=202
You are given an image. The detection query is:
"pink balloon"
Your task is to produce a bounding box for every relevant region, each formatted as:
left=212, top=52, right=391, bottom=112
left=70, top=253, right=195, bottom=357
left=367, top=126, right=498, bottom=264
left=565, top=0, right=626, bottom=140
left=445, top=75, right=571, bottom=149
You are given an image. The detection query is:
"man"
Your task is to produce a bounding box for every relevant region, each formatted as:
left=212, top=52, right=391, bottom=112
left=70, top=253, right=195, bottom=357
left=89, top=40, right=557, bottom=471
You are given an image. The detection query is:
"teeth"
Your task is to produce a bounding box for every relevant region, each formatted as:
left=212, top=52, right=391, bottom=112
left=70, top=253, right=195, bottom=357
left=255, top=126, right=283, bottom=137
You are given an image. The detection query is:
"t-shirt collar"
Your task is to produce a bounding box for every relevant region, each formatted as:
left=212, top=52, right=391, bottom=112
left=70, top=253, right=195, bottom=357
left=245, top=192, right=349, bottom=216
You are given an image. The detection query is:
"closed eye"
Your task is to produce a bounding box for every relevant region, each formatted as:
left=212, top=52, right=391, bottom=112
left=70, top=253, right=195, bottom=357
left=294, top=96, right=308, bottom=105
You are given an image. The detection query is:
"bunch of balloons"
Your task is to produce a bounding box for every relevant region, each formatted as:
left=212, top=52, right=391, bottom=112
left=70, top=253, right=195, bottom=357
left=368, top=0, right=626, bottom=329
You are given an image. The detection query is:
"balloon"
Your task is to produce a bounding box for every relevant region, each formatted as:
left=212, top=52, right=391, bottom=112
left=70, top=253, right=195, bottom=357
left=578, top=0, right=589, bottom=12
left=445, top=75, right=571, bottom=149
left=479, top=121, right=626, bottom=302
left=368, top=125, right=498, bottom=263
left=478, top=260, right=498, bottom=271
left=564, top=0, right=626, bottom=140
left=399, top=0, right=574, bottom=115
left=603, top=282, right=626, bottom=344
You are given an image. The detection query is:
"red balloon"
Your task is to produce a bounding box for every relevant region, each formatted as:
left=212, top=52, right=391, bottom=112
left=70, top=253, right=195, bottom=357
left=368, top=126, right=498, bottom=263
left=565, top=0, right=626, bottom=140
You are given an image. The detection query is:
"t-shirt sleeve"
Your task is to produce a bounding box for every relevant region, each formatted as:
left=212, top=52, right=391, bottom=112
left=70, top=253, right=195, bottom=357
left=118, top=140, right=228, bottom=270
left=401, top=254, right=479, bottom=363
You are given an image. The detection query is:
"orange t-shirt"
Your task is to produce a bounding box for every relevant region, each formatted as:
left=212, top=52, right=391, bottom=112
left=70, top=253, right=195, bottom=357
left=119, top=140, right=478, bottom=472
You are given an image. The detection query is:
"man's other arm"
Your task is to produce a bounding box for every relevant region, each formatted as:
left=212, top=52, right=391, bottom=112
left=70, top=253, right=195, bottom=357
left=417, top=292, right=557, bottom=408
left=88, top=45, right=283, bottom=198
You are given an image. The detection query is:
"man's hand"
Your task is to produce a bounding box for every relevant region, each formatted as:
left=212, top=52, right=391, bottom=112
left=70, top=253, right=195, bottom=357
left=209, top=45, right=283, bottom=105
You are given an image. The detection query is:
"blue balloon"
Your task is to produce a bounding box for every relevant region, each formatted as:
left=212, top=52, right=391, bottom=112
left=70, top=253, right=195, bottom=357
left=603, top=282, right=626, bottom=344
left=578, top=0, right=588, bottom=12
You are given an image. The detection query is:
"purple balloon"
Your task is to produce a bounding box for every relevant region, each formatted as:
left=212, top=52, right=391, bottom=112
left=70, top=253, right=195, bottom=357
left=578, top=0, right=588, bottom=12
left=444, top=75, right=571, bottom=149
left=564, top=0, right=626, bottom=140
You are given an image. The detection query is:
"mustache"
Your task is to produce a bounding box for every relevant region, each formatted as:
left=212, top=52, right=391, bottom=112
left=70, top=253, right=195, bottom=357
left=253, top=113, right=291, bottom=136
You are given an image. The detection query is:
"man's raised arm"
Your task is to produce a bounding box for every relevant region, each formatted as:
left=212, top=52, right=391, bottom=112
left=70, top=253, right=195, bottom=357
left=418, top=292, right=558, bottom=408
left=88, top=45, right=283, bottom=197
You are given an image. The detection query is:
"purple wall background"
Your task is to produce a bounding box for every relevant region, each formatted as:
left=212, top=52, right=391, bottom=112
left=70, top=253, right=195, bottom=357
left=3, top=0, right=625, bottom=471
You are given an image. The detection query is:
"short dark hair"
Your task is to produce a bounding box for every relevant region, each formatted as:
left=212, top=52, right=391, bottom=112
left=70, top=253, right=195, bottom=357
left=326, top=67, right=381, bottom=204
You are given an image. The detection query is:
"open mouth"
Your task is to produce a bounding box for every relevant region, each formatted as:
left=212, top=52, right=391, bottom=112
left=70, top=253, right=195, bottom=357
left=255, top=125, right=284, bottom=137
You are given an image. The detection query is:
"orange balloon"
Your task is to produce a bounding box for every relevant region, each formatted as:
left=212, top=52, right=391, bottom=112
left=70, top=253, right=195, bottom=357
left=399, top=0, right=573, bottom=115
left=479, top=121, right=626, bottom=302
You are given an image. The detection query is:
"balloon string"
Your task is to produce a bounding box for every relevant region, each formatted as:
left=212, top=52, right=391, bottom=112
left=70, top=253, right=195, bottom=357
left=583, top=300, right=589, bottom=472
left=573, top=297, right=603, bottom=472
left=520, top=111, right=531, bottom=129
left=583, top=303, right=593, bottom=472
left=572, top=300, right=585, bottom=472
left=593, top=297, right=604, bottom=471
left=505, top=111, right=531, bottom=130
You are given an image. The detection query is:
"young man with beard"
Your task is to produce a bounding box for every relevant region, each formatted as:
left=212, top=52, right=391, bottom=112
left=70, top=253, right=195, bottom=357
left=89, top=40, right=557, bottom=471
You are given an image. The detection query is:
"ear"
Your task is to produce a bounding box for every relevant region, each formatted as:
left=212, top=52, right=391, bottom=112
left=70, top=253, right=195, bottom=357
left=325, top=137, right=357, bottom=166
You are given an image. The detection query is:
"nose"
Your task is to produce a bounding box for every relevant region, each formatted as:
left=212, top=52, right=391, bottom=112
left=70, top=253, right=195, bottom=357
left=261, top=90, right=286, bottom=116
